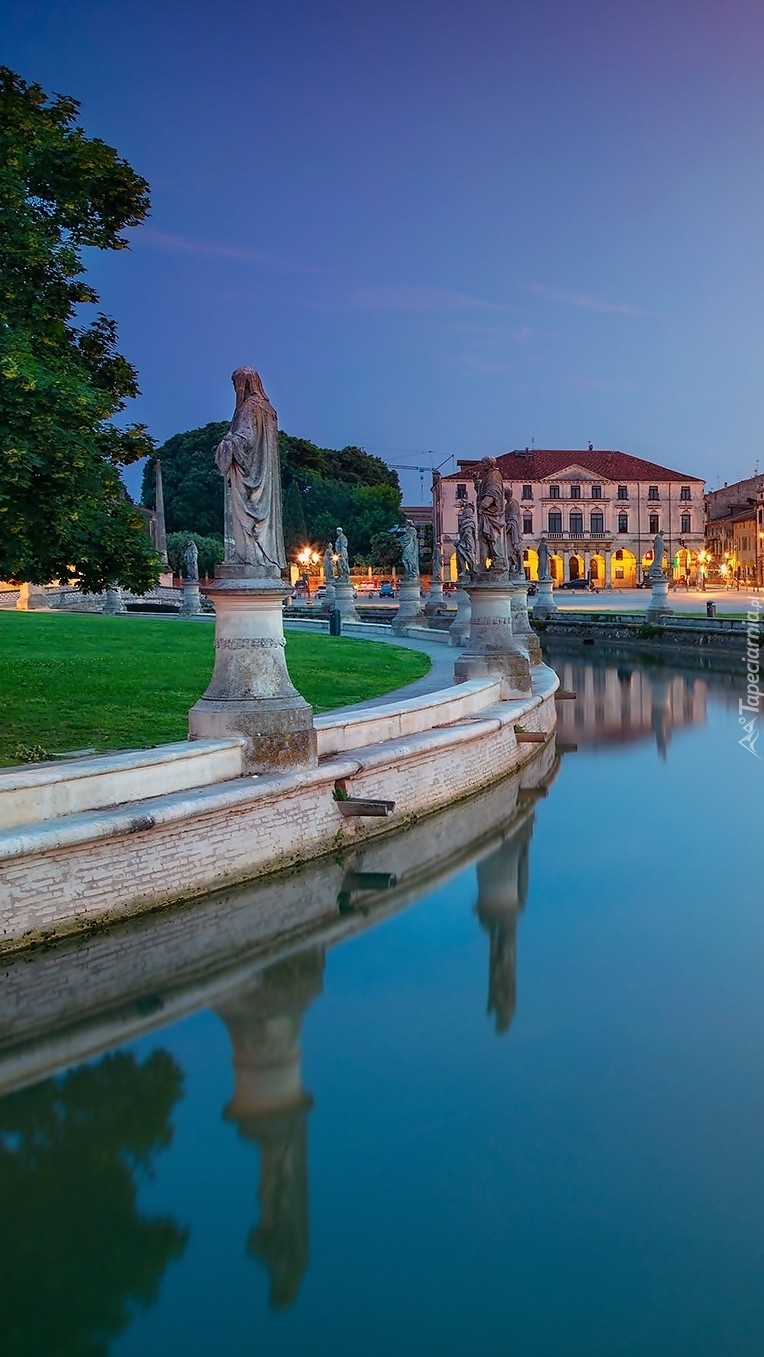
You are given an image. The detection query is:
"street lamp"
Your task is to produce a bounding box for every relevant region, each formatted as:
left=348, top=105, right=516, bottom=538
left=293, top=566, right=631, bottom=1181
left=697, top=548, right=709, bottom=592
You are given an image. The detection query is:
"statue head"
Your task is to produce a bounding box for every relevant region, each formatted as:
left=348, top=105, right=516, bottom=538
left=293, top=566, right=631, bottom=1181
left=231, top=367, right=267, bottom=405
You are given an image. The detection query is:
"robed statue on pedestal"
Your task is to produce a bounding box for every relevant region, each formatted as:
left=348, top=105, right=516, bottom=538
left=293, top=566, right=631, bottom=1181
left=214, top=368, right=286, bottom=574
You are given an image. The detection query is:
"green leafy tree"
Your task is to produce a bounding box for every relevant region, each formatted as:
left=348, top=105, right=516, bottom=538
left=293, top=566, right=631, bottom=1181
left=0, top=1048, right=187, bottom=1356
left=166, top=531, right=224, bottom=579
left=141, top=421, right=228, bottom=535
left=0, top=67, right=160, bottom=592
left=282, top=478, right=308, bottom=558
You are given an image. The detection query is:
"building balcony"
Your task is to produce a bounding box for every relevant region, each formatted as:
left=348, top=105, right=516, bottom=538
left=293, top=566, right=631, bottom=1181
left=544, top=532, right=614, bottom=544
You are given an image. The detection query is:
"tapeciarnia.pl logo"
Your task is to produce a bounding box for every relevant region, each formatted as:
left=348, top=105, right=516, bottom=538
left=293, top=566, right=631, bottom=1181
left=739, top=598, right=762, bottom=758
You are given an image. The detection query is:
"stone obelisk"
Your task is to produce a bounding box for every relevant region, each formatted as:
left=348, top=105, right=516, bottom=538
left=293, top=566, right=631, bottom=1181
left=188, top=367, right=316, bottom=774
left=154, top=458, right=173, bottom=586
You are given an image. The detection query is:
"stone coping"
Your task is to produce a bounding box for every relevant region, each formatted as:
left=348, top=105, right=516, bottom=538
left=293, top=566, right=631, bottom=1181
left=315, top=677, right=502, bottom=756
left=0, top=739, right=245, bottom=831
left=0, top=666, right=558, bottom=865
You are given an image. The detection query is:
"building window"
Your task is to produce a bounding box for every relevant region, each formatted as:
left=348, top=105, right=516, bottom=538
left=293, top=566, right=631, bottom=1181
left=590, top=511, right=604, bottom=534
left=570, top=484, right=581, bottom=499
left=648, top=485, right=659, bottom=500
left=570, top=511, right=583, bottom=535
left=548, top=510, right=562, bottom=533
left=617, top=485, right=628, bottom=500
left=680, top=485, right=691, bottom=501
left=591, top=484, right=602, bottom=499
left=615, top=567, right=624, bottom=579
left=523, top=515, right=533, bottom=534
left=618, top=512, right=628, bottom=533
left=681, top=513, right=691, bottom=533
left=549, top=484, right=560, bottom=499
left=456, top=483, right=467, bottom=500
left=649, top=513, right=659, bottom=534
left=521, top=484, right=533, bottom=500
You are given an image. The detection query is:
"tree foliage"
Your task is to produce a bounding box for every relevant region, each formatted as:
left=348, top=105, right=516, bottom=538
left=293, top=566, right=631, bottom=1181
left=166, top=531, right=223, bottom=579
left=0, top=67, right=160, bottom=591
left=142, top=422, right=404, bottom=566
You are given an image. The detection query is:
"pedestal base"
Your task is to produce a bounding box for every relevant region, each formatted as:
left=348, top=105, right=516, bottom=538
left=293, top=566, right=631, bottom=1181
left=510, top=578, right=543, bottom=666
left=646, top=575, right=674, bottom=621
left=424, top=579, right=444, bottom=618
left=102, top=587, right=127, bottom=615
left=392, top=578, right=426, bottom=633
left=533, top=578, right=558, bottom=619
left=448, top=587, right=471, bottom=647
left=333, top=580, right=360, bottom=623
left=189, top=567, right=316, bottom=775
left=453, top=577, right=532, bottom=697
left=179, top=581, right=202, bottom=616
left=15, top=583, right=49, bottom=611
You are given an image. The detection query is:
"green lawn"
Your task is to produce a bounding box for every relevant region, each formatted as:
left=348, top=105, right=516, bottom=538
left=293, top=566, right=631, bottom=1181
left=0, top=613, right=430, bottom=766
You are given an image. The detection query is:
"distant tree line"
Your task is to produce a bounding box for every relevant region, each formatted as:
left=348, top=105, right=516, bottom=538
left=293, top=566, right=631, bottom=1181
left=141, top=426, right=406, bottom=569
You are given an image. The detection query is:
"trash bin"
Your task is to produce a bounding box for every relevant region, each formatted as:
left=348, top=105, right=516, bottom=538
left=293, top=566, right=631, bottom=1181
left=706, top=601, right=716, bottom=619
left=329, top=607, right=342, bottom=636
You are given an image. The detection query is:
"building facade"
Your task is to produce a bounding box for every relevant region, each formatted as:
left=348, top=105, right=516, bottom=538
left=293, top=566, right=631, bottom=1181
left=704, top=475, right=764, bottom=586
left=435, top=448, right=706, bottom=588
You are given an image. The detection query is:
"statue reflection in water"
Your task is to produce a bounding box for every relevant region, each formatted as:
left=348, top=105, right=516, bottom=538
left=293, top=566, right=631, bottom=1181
left=476, top=806, right=535, bottom=1035
left=216, top=948, right=324, bottom=1309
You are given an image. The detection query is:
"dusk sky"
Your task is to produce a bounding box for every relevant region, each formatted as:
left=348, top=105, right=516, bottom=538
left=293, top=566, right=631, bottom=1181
left=4, top=0, right=764, bottom=503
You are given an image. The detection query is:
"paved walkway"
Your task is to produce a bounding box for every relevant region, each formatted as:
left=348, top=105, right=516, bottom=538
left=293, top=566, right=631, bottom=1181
left=552, top=586, right=760, bottom=616
left=284, top=619, right=455, bottom=716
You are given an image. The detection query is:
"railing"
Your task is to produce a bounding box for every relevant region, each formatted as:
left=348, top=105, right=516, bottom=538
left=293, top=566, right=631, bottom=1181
left=544, top=531, right=611, bottom=541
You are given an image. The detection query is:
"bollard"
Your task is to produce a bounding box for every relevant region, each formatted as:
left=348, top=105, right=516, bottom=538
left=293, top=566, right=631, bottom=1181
left=329, top=607, right=342, bottom=636
left=706, top=601, right=716, bottom=619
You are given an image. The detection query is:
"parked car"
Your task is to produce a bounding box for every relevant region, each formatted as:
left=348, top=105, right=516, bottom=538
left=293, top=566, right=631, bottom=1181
left=357, top=581, right=377, bottom=594
left=558, top=579, right=589, bottom=590
left=379, top=582, right=396, bottom=598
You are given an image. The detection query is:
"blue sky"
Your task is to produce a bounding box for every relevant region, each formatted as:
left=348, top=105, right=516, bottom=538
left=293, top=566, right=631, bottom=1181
left=4, top=0, right=764, bottom=503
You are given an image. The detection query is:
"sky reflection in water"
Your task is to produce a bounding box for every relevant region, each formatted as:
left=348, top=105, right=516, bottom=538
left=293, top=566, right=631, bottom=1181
left=1, top=650, right=761, bottom=1357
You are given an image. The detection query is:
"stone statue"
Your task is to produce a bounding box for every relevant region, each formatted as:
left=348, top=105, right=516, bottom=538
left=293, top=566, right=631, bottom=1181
left=400, top=519, right=420, bottom=581
left=455, top=500, right=477, bottom=578
left=183, top=537, right=199, bottom=581
left=504, top=489, right=523, bottom=577
left=322, top=543, right=334, bottom=584
left=474, top=457, right=508, bottom=573
left=214, top=367, right=286, bottom=574
left=431, top=538, right=443, bottom=582
left=650, top=531, right=666, bottom=578
left=334, top=527, right=350, bottom=580
left=537, top=534, right=552, bottom=582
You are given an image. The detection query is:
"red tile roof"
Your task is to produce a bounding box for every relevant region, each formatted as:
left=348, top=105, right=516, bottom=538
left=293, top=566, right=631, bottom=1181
left=445, top=449, right=704, bottom=485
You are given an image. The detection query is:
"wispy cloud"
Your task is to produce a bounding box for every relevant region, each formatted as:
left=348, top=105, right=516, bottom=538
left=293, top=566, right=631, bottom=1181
left=448, top=322, right=533, bottom=341
left=348, top=284, right=505, bottom=313
left=568, top=376, right=639, bottom=393
left=446, top=354, right=518, bottom=375
left=528, top=283, right=656, bottom=317
left=133, top=228, right=323, bottom=274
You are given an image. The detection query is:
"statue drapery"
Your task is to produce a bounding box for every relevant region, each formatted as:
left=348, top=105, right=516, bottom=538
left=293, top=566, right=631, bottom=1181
left=214, top=368, right=286, bottom=573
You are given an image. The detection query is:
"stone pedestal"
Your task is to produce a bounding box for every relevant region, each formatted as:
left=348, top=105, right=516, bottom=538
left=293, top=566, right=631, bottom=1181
left=15, top=583, right=49, bottom=611
left=322, top=580, right=336, bottom=612
left=646, top=573, right=673, bottom=622
left=533, top=578, right=558, bottom=619
left=392, top=577, right=426, bottom=633
left=453, top=577, right=532, bottom=697
left=189, top=565, right=316, bottom=775
left=510, top=577, right=543, bottom=666
left=333, top=579, right=360, bottom=623
left=102, top=587, right=127, bottom=615
left=448, top=586, right=472, bottom=647
left=424, top=576, right=444, bottom=618
left=179, top=580, right=203, bottom=616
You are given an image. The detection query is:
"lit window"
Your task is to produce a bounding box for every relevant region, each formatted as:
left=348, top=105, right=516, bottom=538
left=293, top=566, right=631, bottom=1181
left=549, top=484, right=560, bottom=499
left=618, top=512, right=628, bottom=533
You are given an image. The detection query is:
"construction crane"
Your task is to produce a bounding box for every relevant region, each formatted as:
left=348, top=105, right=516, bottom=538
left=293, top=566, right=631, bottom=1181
left=385, top=454, right=454, bottom=501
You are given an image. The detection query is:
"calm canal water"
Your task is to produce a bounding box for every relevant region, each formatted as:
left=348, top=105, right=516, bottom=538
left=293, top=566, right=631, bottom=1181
left=1, top=649, right=762, bottom=1357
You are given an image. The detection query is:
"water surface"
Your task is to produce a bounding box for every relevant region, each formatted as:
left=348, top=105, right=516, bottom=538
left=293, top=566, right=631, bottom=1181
left=1, top=651, right=761, bottom=1357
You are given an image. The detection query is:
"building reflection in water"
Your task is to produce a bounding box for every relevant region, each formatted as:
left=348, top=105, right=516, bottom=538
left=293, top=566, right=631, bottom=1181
left=216, top=948, right=325, bottom=1309
left=549, top=653, right=707, bottom=756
